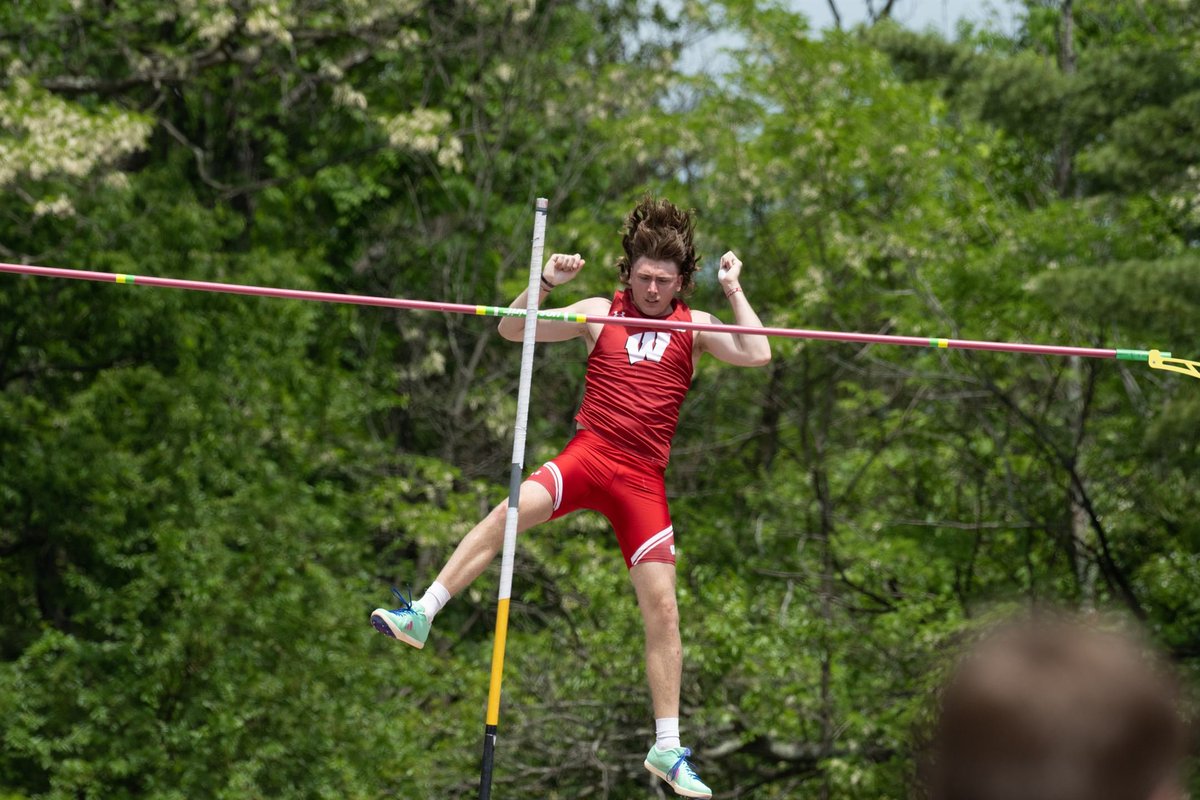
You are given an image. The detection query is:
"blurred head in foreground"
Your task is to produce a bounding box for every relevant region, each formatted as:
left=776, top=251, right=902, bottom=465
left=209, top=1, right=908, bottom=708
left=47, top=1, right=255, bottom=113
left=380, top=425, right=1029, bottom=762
left=925, top=612, right=1190, bottom=800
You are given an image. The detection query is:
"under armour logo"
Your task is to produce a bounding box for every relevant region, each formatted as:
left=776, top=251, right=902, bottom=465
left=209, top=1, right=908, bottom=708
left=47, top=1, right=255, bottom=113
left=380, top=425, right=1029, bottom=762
left=626, top=331, right=671, bottom=364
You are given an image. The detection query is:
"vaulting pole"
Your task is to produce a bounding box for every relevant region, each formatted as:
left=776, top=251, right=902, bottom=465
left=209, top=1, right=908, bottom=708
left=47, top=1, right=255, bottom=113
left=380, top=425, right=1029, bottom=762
left=0, top=261, right=1195, bottom=379
left=478, top=198, right=548, bottom=799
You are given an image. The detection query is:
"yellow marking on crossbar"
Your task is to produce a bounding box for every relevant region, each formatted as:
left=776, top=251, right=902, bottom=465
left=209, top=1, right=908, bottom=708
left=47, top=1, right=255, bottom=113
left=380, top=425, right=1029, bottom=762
left=936, top=339, right=949, bottom=348
left=115, top=274, right=133, bottom=284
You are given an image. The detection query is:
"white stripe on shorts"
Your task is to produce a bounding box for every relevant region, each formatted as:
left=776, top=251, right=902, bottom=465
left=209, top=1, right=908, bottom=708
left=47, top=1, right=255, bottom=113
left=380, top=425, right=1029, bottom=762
left=630, top=524, right=674, bottom=566
left=545, top=461, right=563, bottom=511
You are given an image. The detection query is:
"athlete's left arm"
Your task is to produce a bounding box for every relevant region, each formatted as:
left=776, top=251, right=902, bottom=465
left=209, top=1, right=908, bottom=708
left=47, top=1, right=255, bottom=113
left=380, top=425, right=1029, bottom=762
left=695, top=251, right=772, bottom=367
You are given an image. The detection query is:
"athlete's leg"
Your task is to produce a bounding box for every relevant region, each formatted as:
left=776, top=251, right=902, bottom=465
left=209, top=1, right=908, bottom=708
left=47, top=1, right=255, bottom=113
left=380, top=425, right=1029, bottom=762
left=371, top=480, right=553, bottom=647
left=433, top=432, right=606, bottom=598
left=600, top=460, right=680, bottom=718
left=629, top=560, right=681, bottom=720
left=373, top=432, right=602, bottom=646
left=630, top=560, right=710, bottom=797
left=434, top=479, right=554, bottom=596
left=599, top=459, right=710, bottom=796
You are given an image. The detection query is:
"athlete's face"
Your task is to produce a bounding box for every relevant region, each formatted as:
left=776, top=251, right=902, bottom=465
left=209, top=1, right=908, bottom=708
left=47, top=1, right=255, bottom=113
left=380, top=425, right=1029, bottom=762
left=629, top=257, right=682, bottom=317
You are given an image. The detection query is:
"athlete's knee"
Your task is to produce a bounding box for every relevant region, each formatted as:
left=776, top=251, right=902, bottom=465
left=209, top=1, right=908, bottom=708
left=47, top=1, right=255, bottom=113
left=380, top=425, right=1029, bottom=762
left=486, top=501, right=509, bottom=527
left=641, top=588, right=679, bottom=627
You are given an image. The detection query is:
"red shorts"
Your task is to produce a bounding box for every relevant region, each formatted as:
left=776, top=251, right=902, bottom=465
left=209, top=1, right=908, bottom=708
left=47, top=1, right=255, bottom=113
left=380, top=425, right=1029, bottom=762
left=528, top=429, right=675, bottom=568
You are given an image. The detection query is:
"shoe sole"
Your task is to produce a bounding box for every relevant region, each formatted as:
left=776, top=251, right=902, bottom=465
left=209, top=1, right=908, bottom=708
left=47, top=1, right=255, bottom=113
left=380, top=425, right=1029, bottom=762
left=643, top=761, right=711, bottom=799
left=370, top=609, right=425, bottom=649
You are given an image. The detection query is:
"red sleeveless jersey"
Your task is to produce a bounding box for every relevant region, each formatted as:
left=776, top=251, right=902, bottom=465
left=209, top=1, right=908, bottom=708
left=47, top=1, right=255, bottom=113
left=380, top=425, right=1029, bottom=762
left=575, top=289, right=695, bottom=468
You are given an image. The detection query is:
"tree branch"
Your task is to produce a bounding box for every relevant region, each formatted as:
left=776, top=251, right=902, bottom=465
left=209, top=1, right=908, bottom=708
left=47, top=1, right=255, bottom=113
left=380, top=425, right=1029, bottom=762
left=825, top=0, right=842, bottom=30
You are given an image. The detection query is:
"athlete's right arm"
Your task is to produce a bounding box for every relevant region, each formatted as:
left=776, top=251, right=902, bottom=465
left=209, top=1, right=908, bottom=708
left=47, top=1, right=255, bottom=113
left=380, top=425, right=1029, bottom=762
left=498, top=253, right=606, bottom=343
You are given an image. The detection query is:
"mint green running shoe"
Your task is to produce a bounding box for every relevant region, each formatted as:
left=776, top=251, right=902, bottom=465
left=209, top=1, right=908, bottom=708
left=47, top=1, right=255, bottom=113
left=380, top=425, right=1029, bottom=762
left=644, top=745, right=712, bottom=799
left=370, top=587, right=430, bottom=649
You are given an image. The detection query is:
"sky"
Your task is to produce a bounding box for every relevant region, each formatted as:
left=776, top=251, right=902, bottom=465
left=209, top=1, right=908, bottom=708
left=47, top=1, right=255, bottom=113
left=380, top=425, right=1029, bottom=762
left=678, top=0, right=1022, bottom=74
left=792, top=0, right=1020, bottom=36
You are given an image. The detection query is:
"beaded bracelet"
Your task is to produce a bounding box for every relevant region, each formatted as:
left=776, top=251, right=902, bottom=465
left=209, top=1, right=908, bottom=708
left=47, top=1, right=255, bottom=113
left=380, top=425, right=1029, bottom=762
left=725, top=286, right=743, bottom=298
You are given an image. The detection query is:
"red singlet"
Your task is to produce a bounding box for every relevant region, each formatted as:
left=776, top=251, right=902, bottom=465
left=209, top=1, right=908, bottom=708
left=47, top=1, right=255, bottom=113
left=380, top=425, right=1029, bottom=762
left=575, top=289, right=695, bottom=469
left=529, top=290, right=695, bottom=568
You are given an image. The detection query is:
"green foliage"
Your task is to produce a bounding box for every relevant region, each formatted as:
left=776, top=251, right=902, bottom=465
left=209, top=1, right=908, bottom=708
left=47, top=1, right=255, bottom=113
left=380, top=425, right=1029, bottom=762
left=2, top=0, right=1198, bottom=797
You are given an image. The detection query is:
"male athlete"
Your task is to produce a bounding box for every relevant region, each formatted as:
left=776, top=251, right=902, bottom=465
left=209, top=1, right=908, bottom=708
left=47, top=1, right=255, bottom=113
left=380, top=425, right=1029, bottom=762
left=371, top=197, right=771, bottom=798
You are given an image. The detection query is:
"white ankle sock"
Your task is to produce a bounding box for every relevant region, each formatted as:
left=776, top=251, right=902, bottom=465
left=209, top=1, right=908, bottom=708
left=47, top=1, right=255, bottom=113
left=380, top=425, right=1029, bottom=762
left=418, top=581, right=451, bottom=621
left=655, top=717, right=680, bottom=751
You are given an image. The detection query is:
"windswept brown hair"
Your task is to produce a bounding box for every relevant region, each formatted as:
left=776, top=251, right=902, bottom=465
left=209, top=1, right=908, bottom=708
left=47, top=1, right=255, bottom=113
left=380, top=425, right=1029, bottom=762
left=922, top=612, right=1190, bottom=800
left=616, top=196, right=699, bottom=293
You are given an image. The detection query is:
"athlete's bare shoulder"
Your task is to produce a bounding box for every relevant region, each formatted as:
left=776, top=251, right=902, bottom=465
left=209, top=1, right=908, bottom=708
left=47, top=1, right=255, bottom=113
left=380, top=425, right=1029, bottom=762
left=568, top=296, right=613, bottom=348
left=571, top=296, right=613, bottom=314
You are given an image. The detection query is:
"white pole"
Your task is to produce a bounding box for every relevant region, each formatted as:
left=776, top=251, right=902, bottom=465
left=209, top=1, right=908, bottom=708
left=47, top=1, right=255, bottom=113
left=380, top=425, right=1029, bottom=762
left=479, top=197, right=548, bottom=799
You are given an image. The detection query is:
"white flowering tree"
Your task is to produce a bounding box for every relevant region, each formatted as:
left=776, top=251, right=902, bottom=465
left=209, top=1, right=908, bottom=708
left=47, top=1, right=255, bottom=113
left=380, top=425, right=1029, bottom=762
left=0, top=78, right=151, bottom=220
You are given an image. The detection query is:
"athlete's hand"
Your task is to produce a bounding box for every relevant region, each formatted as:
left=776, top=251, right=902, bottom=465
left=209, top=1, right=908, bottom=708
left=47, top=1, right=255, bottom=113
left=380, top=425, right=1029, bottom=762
left=543, top=253, right=585, bottom=287
left=717, top=251, right=742, bottom=289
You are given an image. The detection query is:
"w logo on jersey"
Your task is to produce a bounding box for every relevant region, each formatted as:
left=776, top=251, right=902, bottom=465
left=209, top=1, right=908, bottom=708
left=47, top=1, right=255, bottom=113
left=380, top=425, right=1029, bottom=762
left=626, top=331, right=671, bottom=364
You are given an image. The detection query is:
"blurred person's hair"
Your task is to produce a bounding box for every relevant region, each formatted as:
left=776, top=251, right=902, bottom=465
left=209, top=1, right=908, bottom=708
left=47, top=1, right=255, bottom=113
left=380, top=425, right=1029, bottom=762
left=922, top=611, right=1189, bottom=800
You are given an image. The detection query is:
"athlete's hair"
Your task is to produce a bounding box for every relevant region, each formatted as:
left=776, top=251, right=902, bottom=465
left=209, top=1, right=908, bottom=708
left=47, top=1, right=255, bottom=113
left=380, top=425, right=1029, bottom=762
left=921, top=612, right=1189, bottom=800
left=616, top=196, right=699, bottom=293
